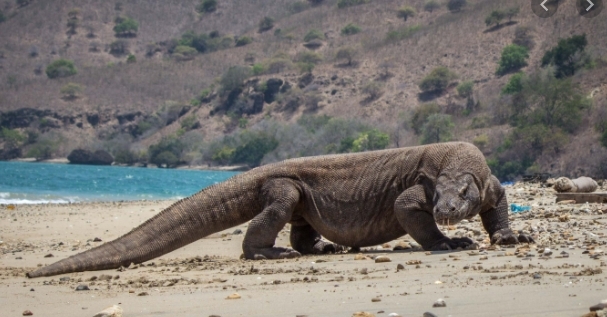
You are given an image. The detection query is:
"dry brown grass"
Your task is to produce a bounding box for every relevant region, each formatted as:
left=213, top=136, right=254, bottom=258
left=1, top=0, right=606, bottom=175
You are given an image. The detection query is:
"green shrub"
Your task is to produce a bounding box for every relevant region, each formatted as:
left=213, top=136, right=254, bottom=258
left=502, top=72, right=525, bottom=95
left=113, top=16, right=138, bottom=37
left=473, top=134, right=489, bottom=149
left=0, top=10, right=6, bottom=23
left=411, top=103, right=440, bottom=134
left=421, top=114, right=454, bottom=144
left=235, top=36, right=253, bottom=47
left=335, top=46, right=357, bottom=66
left=114, top=149, right=140, bottom=165
left=288, top=1, right=310, bottom=14
left=337, top=0, right=369, bottom=8
left=297, top=114, right=332, bottom=133
left=385, top=25, right=421, bottom=44
left=397, top=6, right=416, bottom=21
left=265, top=57, right=293, bottom=74
left=148, top=136, right=185, bottom=167
left=303, top=29, right=324, bottom=42
left=341, top=23, right=361, bottom=36
left=295, top=51, right=323, bottom=64
left=181, top=115, right=198, bottom=130
left=419, top=66, right=457, bottom=93
left=219, top=66, right=251, bottom=93
left=541, top=34, right=588, bottom=78
left=173, top=45, right=198, bottom=60
left=351, top=129, right=389, bottom=152
left=126, top=54, right=136, bottom=63
left=510, top=72, right=591, bottom=133
left=496, top=44, right=529, bottom=76
left=456, top=81, right=474, bottom=98
left=447, top=0, right=466, bottom=12
left=485, top=10, right=505, bottom=27
left=258, top=16, right=274, bottom=32
left=230, top=132, right=278, bottom=167
left=45, top=59, right=77, bottom=79
left=252, top=63, right=266, bottom=75
left=211, top=146, right=235, bottom=164
left=27, top=139, right=58, bottom=161
left=60, top=82, right=84, bottom=99
left=424, top=0, right=440, bottom=12
left=196, top=0, right=217, bottom=13
left=0, top=127, right=26, bottom=148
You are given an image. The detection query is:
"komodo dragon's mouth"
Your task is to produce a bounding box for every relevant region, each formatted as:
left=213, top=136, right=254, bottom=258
left=434, top=201, right=469, bottom=225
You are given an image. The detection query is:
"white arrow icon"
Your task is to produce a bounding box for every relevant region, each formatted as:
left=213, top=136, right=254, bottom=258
left=586, top=0, right=594, bottom=11
left=541, top=0, right=549, bottom=11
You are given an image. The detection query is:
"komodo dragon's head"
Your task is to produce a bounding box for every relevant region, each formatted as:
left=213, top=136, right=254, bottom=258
left=432, top=173, right=482, bottom=226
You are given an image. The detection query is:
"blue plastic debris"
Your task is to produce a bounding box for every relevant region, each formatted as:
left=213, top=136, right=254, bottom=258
left=501, top=182, right=514, bottom=186
left=510, top=204, right=531, bottom=213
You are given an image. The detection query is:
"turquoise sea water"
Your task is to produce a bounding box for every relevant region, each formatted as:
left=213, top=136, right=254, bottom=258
left=0, top=161, right=239, bottom=204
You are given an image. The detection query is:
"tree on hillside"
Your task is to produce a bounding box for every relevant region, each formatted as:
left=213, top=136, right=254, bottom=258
left=421, top=114, right=454, bottom=144
left=424, top=0, right=440, bottom=12
left=447, top=0, right=466, bottom=12
left=46, top=59, right=77, bottom=79
left=113, top=16, right=138, bottom=37
left=541, top=34, right=588, bottom=78
left=60, top=83, right=84, bottom=100
left=496, top=44, right=529, bottom=76
left=219, top=66, right=251, bottom=94
left=419, top=66, right=457, bottom=93
left=485, top=10, right=505, bottom=27
left=397, top=6, right=416, bottom=21
left=258, top=16, right=274, bottom=33
left=196, top=0, right=217, bottom=13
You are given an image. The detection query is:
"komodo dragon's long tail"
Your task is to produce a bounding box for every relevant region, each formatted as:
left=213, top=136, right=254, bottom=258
left=27, top=173, right=263, bottom=278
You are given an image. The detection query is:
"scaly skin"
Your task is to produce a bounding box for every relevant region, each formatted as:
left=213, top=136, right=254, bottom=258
left=27, top=142, right=532, bottom=278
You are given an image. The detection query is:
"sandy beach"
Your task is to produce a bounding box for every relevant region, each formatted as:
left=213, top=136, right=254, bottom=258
left=1, top=183, right=607, bottom=317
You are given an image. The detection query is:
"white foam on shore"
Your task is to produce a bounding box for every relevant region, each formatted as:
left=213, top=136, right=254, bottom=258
left=0, top=198, right=75, bottom=205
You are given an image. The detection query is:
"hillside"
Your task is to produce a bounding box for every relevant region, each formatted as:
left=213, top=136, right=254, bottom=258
left=0, top=0, right=606, bottom=179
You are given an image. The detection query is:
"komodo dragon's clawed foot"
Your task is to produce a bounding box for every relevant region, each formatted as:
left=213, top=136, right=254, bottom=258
left=248, top=247, right=301, bottom=260
left=312, top=241, right=347, bottom=254
left=491, top=228, right=534, bottom=245
left=429, top=237, right=475, bottom=251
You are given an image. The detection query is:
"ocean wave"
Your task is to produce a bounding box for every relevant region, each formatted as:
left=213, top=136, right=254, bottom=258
left=0, top=192, right=9, bottom=198
left=0, top=198, right=76, bottom=205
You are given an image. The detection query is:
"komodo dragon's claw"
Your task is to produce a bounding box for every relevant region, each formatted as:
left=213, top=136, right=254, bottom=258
left=491, top=228, right=534, bottom=245
left=429, top=237, right=475, bottom=251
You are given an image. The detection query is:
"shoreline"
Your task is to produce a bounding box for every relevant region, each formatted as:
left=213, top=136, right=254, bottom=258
left=6, top=157, right=250, bottom=171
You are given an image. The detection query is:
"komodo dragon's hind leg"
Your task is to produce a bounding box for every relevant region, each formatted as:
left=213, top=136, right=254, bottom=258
left=242, top=179, right=302, bottom=260
left=395, top=185, right=474, bottom=251
left=290, top=224, right=347, bottom=255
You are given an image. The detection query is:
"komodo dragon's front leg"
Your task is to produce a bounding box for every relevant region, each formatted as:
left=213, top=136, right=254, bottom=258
left=394, top=185, right=474, bottom=250
left=242, top=179, right=302, bottom=260
left=480, top=176, right=534, bottom=245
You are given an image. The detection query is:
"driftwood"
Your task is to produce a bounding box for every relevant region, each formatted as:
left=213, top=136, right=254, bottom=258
left=553, top=177, right=598, bottom=193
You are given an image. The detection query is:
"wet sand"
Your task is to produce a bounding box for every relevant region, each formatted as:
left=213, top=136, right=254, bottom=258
left=1, top=183, right=606, bottom=317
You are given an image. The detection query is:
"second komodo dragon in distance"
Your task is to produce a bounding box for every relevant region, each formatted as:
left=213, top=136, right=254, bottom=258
left=27, top=142, right=533, bottom=278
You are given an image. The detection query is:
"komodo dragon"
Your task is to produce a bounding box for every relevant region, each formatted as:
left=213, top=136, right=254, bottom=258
left=27, top=142, right=532, bottom=278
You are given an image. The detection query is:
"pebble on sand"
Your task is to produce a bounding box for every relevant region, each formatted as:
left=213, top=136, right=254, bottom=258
left=388, top=313, right=402, bottom=317
left=433, top=298, right=447, bottom=307
left=22, top=310, right=33, bottom=316
left=226, top=293, right=241, bottom=299
left=423, top=313, right=438, bottom=317
left=374, top=256, right=391, bottom=263
left=75, top=285, right=90, bottom=291
left=352, top=312, right=375, bottom=317
left=354, top=254, right=369, bottom=260
left=92, top=305, right=123, bottom=317
left=371, top=297, right=381, bottom=302
left=406, top=260, right=422, bottom=265
left=44, top=254, right=54, bottom=258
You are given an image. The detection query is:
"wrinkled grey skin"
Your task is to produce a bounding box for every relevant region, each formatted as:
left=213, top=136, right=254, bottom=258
left=27, top=142, right=533, bottom=278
